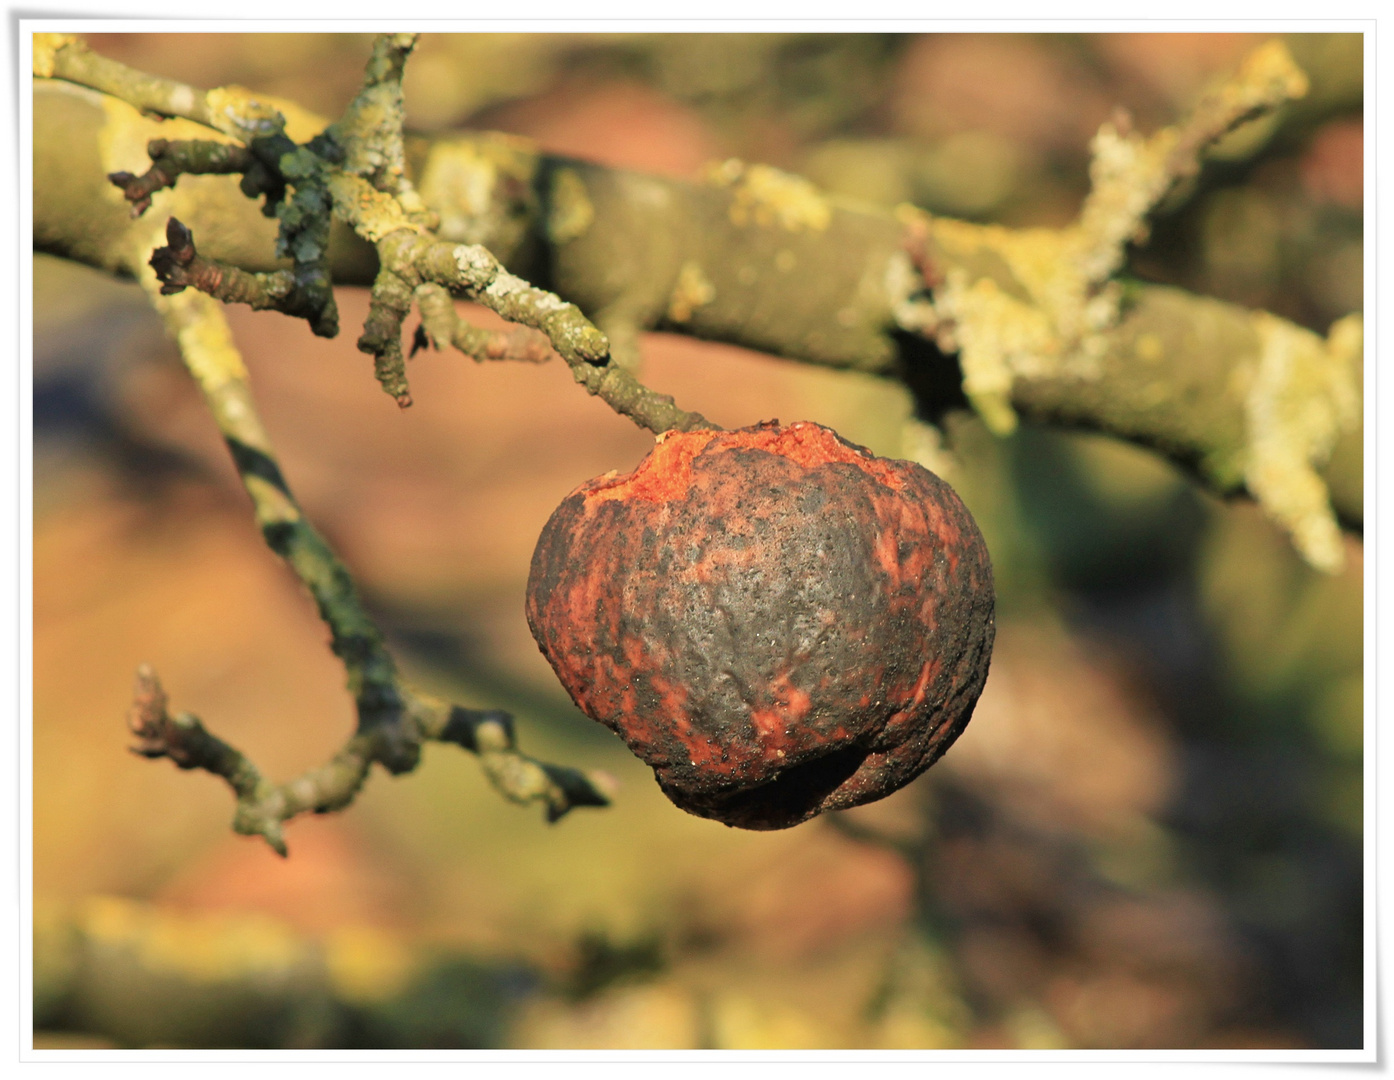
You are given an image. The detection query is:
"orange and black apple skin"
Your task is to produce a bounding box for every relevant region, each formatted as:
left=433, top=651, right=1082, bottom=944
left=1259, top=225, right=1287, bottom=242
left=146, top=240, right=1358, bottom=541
left=526, top=421, right=995, bottom=830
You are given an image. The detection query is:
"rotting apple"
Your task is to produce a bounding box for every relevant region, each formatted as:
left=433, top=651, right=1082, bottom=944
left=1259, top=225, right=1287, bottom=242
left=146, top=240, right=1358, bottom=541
left=526, top=420, right=995, bottom=829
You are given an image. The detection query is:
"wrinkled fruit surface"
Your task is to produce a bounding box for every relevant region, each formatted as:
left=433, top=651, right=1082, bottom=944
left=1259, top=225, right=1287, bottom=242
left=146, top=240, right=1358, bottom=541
left=526, top=420, right=995, bottom=829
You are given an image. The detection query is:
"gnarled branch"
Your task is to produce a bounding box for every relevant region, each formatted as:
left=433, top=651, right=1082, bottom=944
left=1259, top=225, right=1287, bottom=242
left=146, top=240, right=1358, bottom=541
left=31, top=34, right=1361, bottom=563
left=133, top=277, right=614, bottom=854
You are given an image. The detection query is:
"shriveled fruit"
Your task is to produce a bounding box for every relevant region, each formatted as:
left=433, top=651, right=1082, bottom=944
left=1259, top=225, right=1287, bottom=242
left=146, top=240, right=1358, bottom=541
left=526, top=420, right=995, bottom=829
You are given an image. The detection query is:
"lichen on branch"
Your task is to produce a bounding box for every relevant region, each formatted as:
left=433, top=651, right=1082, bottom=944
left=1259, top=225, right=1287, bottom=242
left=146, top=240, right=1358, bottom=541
left=130, top=275, right=614, bottom=852
left=1075, top=41, right=1309, bottom=286
left=1243, top=312, right=1361, bottom=573
left=32, top=33, right=1361, bottom=573
left=903, top=39, right=1358, bottom=572
left=325, top=34, right=712, bottom=432
left=326, top=32, right=424, bottom=206
left=36, top=31, right=291, bottom=139
left=414, top=283, right=555, bottom=363
left=920, top=40, right=1314, bottom=441
left=333, top=164, right=715, bottom=431
left=60, top=31, right=340, bottom=337
left=82, top=27, right=708, bottom=432
left=67, top=30, right=626, bottom=850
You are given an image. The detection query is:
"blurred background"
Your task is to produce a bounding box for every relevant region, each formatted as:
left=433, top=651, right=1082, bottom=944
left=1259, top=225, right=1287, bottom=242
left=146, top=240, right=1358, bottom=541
left=32, top=31, right=1364, bottom=1049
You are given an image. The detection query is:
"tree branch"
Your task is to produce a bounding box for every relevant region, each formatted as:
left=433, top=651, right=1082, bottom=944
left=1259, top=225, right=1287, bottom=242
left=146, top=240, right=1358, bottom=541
left=62, top=30, right=708, bottom=431
left=149, top=215, right=314, bottom=318
left=130, top=275, right=614, bottom=853
left=108, top=137, right=261, bottom=216
left=67, top=33, right=622, bottom=852
left=413, top=283, right=555, bottom=363
left=31, top=35, right=1360, bottom=573
left=119, top=185, right=616, bottom=847
left=903, top=40, right=1357, bottom=572
left=35, top=31, right=288, bottom=139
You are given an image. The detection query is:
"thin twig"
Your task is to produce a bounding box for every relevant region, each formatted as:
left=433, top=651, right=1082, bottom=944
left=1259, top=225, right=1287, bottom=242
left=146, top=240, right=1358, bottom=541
left=1074, top=39, right=1309, bottom=285
left=150, top=216, right=324, bottom=324
left=414, top=284, right=555, bottom=364
left=353, top=220, right=716, bottom=433
left=50, top=29, right=708, bottom=433
left=108, top=138, right=261, bottom=217
left=134, top=278, right=613, bottom=854
left=37, top=32, right=287, bottom=139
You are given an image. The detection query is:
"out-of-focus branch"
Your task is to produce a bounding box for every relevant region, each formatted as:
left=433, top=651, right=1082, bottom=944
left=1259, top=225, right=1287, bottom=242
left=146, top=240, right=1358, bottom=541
left=907, top=40, right=1357, bottom=572
left=915, top=42, right=1315, bottom=435
left=31, top=36, right=1361, bottom=571
left=131, top=277, right=614, bottom=854
left=33, top=894, right=529, bottom=1048
left=34, top=32, right=624, bottom=851
left=1074, top=41, right=1311, bottom=286
left=35, top=32, right=286, bottom=138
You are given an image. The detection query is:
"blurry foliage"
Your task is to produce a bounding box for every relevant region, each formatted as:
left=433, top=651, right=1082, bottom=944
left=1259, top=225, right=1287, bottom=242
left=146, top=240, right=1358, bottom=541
left=33, top=30, right=1362, bottom=1050
left=559, top=929, right=667, bottom=1002
left=33, top=896, right=531, bottom=1048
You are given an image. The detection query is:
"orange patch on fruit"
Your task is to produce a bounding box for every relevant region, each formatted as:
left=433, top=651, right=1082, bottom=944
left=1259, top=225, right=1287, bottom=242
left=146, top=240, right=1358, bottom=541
left=525, top=420, right=996, bottom=829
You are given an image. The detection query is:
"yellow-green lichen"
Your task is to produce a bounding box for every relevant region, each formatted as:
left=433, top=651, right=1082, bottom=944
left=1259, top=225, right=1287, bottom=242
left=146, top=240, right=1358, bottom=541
left=328, top=43, right=421, bottom=203
left=79, top=896, right=311, bottom=985
left=32, top=32, right=79, bottom=78
left=918, top=41, right=1312, bottom=438
left=1075, top=41, right=1307, bottom=287
left=157, top=288, right=252, bottom=392
left=707, top=159, right=832, bottom=232
left=1225, top=40, right=1310, bottom=121
left=416, top=133, right=538, bottom=247
left=209, top=89, right=325, bottom=143
left=548, top=167, right=595, bottom=244
left=933, top=269, right=1050, bottom=435
left=328, top=172, right=423, bottom=243
left=928, top=219, right=1113, bottom=435
left=1073, top=120, right=1180, bottom=284
left=1243, top=311, right=1361, bottom=573
left=666, top=261, right=716, bottom=323
left=204, top=85, right=288, bottom=140
left=884, top=249, right=938, bottom=337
